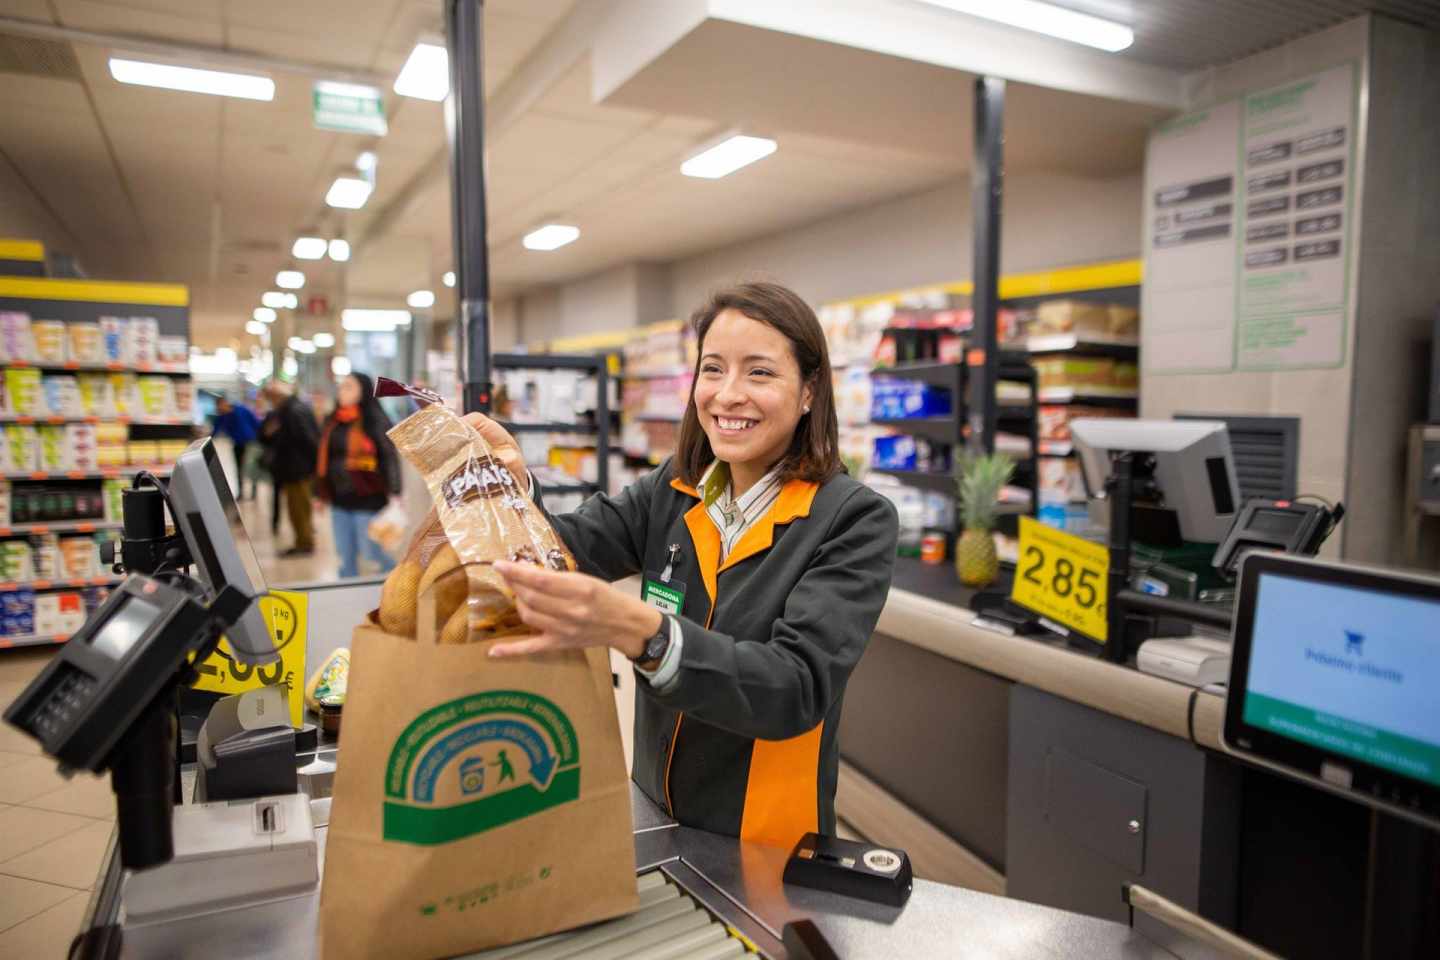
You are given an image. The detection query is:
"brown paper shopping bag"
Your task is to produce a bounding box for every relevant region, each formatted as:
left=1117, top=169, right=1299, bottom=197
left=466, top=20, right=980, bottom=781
left=319, top=612, right=639, bottom=959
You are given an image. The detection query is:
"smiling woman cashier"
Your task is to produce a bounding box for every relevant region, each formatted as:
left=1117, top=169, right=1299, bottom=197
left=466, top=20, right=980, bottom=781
left=473, top=281, right=898, bottom=848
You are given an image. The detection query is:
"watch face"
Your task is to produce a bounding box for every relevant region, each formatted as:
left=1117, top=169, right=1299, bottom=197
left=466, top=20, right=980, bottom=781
left=646, top=621, right=670, bottom=660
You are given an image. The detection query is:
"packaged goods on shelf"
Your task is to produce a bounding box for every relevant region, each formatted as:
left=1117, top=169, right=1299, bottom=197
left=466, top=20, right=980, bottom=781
left=0, top=312, right=33, bottom=363
left=622, top=323, right=693, bottom=375
left=835, top=366, right=873, bottom=428
left=1037, top=404, right=1132, bottom=444
left=136, top=376, right=174, bottom=418
left=1038, top=498, right=1091, bottom=533
left=5, top=367, right=42, bottom=416
left=97, top=443, right=128, bottom=468
left=923, top=491, right=955, bottom=530
left=68, top=423, right=99, bottom=471
left=81, top=585, right=109, bottom=616
left=1, top=587, right=35, bottom=636
left=37, top=425, right=68, bottom=472
left=1038, top=457, right=1086, bottom=502
left=31, top=320, right=67, bottom=364
left=866, top=473, right=925, bottom=557
left=69, top=322, right=103, bottom=364
left=158, top=439, right=189, bottom=462
left=158, top=336, right=187, bottom=366
left=58, top=536, right=96, bottom=579
left=100, top=316, right=128, bottom=364
left=34, top=591, right=86, bottom=636
left=127, top=316, right=159, bottom=366
left=94, top=421, right=127, bottom=445
left=33, top=534, right=58, bottom=579
left=127, top=440, right=160, bottom=465
left=1, top=541, right=34, bottom=582
left=1032, top=300, right=1139, bottom=338
left=42, top=375, right=81, bottom=417
left=109, top=372, right=139, bottom=416
left=817, top=301, right=889, bottom=368
left=873, top=434, right=955, bottom=474
left=1032, top=357, right=1138, bottom=391
left=0, top=480, right=8, bottom=522
left=9, top=485, right=105, bottom=523
left=79, top=374, right=117, bottom=417
left=870, top=377, right=952, bottom=419
left=3, top=425, right=39, bottom=472
left=102, top=479, right=124, bottom=521
left=172, top=380, right=194, bottom=418
left=995, top=432, right=1034, bottom=458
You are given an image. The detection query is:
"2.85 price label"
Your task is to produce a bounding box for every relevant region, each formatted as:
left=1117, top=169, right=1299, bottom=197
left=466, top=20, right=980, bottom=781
left=1010, top=516, right=1109, bottom=643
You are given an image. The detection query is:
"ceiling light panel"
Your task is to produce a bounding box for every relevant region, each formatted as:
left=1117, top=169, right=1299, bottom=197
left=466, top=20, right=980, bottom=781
left=407, top=289, right=436, bottom=309
left=313, top=332, right=335, bottom=348
left=394, top=42, right=448, bottom=101
left=442, top=271, right=455, bottom=288
left=341, top=309, right=412, bottom=332
left=332, top=356, right=352, bottom=376
left=916, top=0, right=1133, bottom=52
left=109, top=57, right=275, bottom=101
left=522, top=224, right=580, bottom=252
left=328, top=239, right=351, bottom=262
left=253, top=307, right=276, bottom=323
left=261, top=291, right=288, bottom=309
left=276, top=270, right=305, bottom=289
left=244, top=320, right=267, bottom=335
left=292, top=237, right=327, bottom=259
left=681, top=135, right=777, bottom=179
left=326, top=177, right=373, bottom=209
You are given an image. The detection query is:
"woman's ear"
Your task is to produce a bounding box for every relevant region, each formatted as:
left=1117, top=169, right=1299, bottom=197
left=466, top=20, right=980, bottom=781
left=801, top=379, right=815, bottom=415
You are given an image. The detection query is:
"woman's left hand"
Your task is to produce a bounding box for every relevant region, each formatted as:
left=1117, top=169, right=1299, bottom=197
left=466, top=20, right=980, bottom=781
left=489, top=560, right=662, bottom=659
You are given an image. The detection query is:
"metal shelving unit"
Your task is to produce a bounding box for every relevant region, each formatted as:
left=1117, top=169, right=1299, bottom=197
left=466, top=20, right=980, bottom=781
left=493, top=352, right=613, bottom=496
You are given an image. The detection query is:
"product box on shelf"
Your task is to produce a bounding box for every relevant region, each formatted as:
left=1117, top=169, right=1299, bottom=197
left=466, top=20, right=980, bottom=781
left=5, top=367, right=42, bottom=416
left=1038, top=457, right=1086, bottom=502
left=157, top=335, right=187, bottom=366
left=872, top=434, right=918, bottom=471
left=1037, top=404, right=1132, bottom=444
left=36, top=425, right=69, bottom=472
left=1, top=587, right=36, bottom=636
left=78, top=373, right=117, bottom=417
left=127, top=316, right=159, bottom=367
left=1, top=540, right=34, bottom=582
left=34, top=591, right=86, bottom=636
left=102, top=478, right=124, bottom=521
left=33, top=534, right=58, bottom=580
left=0, top=312, right=34, bottom=364
left=109, top=373, right=139, bottom=416
left=81, top=585, right=109, bottom=616
left=126, top=440, right=161, bottom=465
left=41, top=375, right=81, bottom=418
left=0, top=479, right=8, bottom=524
left=3, top=424, right=39, bottom=473
left=870, top=378, right=952, bottom=420
left=69, top=322, right=103, bottom=364
left=31, top=320, right=67, bottom=364
left=58, top=536, right=96, bottom=579
left=67, top=423, right=99, bottom=471
left=1032, top=357, right=1139, bottom=391
left=171, top=379, right=194, bottom=417
left=99, top=316, right=128, bottom=364
left=136, top=376, right=173, bottom=418
left=1033, top=300, right=1139, bottom=338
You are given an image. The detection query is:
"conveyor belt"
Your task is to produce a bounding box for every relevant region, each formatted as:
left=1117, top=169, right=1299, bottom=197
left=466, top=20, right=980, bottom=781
left=463, top=870, right=752, bottom=960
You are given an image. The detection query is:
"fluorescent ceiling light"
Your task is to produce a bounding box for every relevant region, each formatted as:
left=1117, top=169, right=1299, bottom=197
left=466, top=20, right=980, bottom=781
left=407, top=289, right=436, bottom=309
left=261, top=291, right=289, bottom=309
left=287, top=336, right=305, bottom=350
left=108, top=57, right=275, bottom=101
left=244, top=320, right=267, bottom=335
left=332, top=356, right=352, bottom=376
left=328, top=239, right=351, bottom=262
left=276, top=270, right=305, bottom=289
left=292, top=236, right=326, bottom=260
left=313, top=332, right=335, bottom=348
left=296, top=339, right=317, bottom=355
left=522, top=224, right=580, bottom=252
left=342, top=308, right=412, bottom=332
left=916, top=0, right=1133, bottom=52
left=253, top=307, right=276, bottom=323
left=356, top=151, right=377, bottom=173
left=681, top=134, right=777, bottom=179
left=326, top=177, right=373, bottom=209
left=282, top=355, right=298, bottom=377
left=442, top=271, right=455, bottom=288
left=393, top=42, right=448, bottom=101
left=283, top=293, right=299, bottom=309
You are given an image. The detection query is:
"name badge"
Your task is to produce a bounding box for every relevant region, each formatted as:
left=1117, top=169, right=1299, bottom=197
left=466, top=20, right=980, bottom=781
left=642, top=575, right=685, bottom=615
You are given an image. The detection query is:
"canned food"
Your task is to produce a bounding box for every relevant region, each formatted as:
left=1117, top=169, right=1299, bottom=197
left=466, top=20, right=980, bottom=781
left=920, top=532, right=946, bottom=565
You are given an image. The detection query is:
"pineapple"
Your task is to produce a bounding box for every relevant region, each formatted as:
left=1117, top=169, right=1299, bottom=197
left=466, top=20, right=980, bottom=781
left=955, top=453, right=1015, bottom=586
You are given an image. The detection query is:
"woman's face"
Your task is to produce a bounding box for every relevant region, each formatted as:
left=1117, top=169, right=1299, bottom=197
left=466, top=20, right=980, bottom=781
left=338, top=375, right=362, bottom=407
left=693, top=308, right=813, bottom=476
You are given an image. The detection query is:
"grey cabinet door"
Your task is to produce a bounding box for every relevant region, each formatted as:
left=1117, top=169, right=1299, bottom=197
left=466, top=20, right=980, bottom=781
left=1006, top=685, right=1239, bottom=927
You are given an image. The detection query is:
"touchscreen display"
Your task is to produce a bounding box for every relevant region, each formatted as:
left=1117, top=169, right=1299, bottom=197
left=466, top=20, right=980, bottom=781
left=1243, top=573, right=1440, bottom=787
left=88, top=595, right=163, bottom=660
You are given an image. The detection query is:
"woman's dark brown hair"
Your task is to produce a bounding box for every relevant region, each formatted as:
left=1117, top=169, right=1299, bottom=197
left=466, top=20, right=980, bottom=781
left=674, top=281, right=842, bottom=486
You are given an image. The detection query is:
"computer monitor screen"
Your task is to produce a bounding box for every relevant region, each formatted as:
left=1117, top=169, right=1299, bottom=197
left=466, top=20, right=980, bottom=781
left=1224, top=554, right=1440, bottom=827
left=168, top=438, right=277, bottom=665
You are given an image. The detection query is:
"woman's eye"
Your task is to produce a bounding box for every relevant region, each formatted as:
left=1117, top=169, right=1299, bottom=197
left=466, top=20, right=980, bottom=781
left=701, top=364, right=722, bottom=375
left=749, top=368, right=774, bottom=378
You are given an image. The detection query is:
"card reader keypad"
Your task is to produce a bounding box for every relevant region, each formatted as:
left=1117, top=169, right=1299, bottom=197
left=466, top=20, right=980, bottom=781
left=29, top=670, right=97, bottom=741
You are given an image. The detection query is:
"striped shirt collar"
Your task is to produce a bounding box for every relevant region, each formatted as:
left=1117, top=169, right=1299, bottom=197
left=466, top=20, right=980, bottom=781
left=699, top=460, right=785, bottom=560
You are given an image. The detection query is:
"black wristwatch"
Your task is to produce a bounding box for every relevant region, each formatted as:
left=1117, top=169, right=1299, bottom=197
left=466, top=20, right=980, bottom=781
left=632, top=615, right=672, bottom=669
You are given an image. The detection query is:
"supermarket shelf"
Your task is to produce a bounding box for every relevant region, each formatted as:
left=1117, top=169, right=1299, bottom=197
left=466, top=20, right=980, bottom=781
left=1008, top=334, right=1139, bottom=357
left=0, top=520, right=121, bottom=536
left=5, top=360, right=191, bottom=374
left=2, top=465, right=173, bottom=481
left=868, top=467, right=955, bottom=495
left=871, top=416, right=960, bottom=444
left=1035, top=387, right=1138, bottom=405
left=493, top=352, right=607, bottom=372
left=0, top=632, right=70, bottom=649
left=497, top=420, right=598, bottom=434
left=871, top=361, right=962, bottom=388
left=1037, top=441, right=1074, bottom=456
left=0, top=415, right=193, bottom=426
left=0, top=576, right=122, bottom=592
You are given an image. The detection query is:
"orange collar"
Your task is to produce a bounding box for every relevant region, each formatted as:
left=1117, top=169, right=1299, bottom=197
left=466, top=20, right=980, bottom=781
left=670, top=474, right=819, bottom=526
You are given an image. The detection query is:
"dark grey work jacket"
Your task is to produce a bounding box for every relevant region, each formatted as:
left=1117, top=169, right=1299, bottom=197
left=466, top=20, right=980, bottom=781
left=543, top=458, right=898, bottom=847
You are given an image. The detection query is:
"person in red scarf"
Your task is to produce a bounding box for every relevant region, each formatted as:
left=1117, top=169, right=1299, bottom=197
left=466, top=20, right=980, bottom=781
left=317, top=372, right=402, bottom=578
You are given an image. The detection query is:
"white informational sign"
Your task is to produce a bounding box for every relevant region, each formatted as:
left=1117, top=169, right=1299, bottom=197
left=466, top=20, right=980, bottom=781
left=1142, top=100, right=1241, bottom=373
left=1142, top=63, right=1356, bottom=373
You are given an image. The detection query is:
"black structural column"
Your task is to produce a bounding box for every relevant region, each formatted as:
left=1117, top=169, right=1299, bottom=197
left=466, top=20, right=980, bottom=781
left=445, top=0, right=492, bottom=413
left=967, top=76, right=1005, bottom=454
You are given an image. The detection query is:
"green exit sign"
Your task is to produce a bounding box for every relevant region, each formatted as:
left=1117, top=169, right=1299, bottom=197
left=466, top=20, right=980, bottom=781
left=313, top=81, right=388, bottom=136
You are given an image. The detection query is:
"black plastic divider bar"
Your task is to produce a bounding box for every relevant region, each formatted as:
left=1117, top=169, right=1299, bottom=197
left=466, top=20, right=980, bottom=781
left=967, top=76, right=1005, bottom=455
left=446, top=0, right=491, bottom=414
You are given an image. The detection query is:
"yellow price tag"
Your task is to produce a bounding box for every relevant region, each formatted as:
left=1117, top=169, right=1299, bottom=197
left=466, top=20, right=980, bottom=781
left=191, top=589, right=307, bottom=727
left=1010, top=516, right=1109, bottom=643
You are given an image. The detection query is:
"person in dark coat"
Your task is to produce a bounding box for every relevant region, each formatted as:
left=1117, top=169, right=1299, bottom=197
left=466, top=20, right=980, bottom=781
left=258, top=380, right=320, bottom=556
left=212, top=396, right=260, bottom=499
left=316, top=372, right=401, bottom=578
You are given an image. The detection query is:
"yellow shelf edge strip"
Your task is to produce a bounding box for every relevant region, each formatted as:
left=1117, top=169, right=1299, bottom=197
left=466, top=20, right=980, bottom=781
left=826, top=258, right=1143, bottom=310
left=0, top=277, right=189, bottom=307
left=0, top=239, right=45, bottom=262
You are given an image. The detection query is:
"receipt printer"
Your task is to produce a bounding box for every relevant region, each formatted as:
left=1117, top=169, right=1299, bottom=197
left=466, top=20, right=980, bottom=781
left=783, top=832, right=913, bottom=907
left=195, top=687, right=297, bottom=803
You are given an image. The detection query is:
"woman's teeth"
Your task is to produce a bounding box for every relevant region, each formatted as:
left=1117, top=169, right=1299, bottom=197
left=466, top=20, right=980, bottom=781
left=717, top=417, right=756, bottom=431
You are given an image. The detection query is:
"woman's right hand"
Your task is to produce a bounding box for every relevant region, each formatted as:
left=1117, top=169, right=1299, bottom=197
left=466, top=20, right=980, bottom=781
left=462, top=412, right=528, bottom=487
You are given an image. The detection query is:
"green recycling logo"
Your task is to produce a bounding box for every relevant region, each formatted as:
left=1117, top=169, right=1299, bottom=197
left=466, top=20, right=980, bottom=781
left=383, top=691, right=580, bottom=845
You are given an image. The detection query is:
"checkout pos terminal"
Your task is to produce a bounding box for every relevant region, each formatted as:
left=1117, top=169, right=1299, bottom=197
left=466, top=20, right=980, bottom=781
left=2, top=438, right=282, bottom=874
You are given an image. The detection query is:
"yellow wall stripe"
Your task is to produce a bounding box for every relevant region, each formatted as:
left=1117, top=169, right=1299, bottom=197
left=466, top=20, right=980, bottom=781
left=826, top=259, right=1143, bottom=310
left=0, top=239, right=45, bottom=262
left=0, top=277, right=189, bottom=307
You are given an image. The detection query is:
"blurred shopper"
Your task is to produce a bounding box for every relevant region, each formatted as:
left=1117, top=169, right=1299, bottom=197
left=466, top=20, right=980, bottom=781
left=211, top=395, right=260, bottom=499
left=259, top=380, right=320, bottom=556
left=317, top=373, right=401, bottom=578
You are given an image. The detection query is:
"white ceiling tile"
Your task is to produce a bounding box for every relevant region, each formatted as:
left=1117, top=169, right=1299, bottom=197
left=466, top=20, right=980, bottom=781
left=52, top=0, right=225, bottom=45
